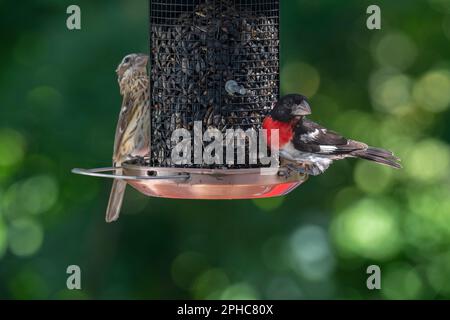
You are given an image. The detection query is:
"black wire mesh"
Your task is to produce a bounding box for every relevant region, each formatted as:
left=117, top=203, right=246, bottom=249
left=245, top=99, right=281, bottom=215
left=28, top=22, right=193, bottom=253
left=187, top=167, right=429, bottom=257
left=150, top=0, right=280, bottom=168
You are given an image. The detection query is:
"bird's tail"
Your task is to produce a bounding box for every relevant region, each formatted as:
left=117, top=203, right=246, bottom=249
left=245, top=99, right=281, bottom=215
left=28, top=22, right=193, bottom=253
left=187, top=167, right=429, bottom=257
left=106, top=179, right=127, bottom=223
left=352, top=146, right=402, bottom=169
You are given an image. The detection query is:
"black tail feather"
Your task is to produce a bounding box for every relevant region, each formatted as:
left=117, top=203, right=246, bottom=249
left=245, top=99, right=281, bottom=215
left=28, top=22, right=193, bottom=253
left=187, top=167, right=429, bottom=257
left=365, top=147, right=401, bottom=161
left=353, top=147, right=402, bottom=169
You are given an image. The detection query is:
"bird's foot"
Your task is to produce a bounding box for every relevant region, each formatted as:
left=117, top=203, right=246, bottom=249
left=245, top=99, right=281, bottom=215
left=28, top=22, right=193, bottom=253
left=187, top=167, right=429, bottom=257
left=130, top=155, right=147, bottom=166
left=278, top=164, right=296, bottom=178
left=280, top=163, right=308, bottom=177
left=282, top=161, right=327, bottom=176
left=297, top=163, right=316, bottom=175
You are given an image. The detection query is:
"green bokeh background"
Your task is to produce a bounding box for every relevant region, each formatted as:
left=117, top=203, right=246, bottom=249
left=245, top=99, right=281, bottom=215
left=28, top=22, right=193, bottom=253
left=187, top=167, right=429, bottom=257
left=1, top=0, right=450, bottom=299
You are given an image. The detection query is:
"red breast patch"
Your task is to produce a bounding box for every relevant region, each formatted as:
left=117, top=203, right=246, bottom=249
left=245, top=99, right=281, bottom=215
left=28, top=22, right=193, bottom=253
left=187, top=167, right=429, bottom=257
left=262, top=116, right=294, bottom=148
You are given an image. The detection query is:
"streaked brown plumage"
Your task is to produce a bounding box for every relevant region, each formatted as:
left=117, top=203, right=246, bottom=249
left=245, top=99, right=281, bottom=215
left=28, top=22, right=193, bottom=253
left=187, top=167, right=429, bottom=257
left=106, top=53, right=150, bottom=223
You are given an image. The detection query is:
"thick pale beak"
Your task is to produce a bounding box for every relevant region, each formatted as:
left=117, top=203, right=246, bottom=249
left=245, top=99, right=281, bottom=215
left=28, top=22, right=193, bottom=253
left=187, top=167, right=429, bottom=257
left=291, top=100, right=312, bottom=116
left=137, top=55, right=149, bottom=67
left=115, top=61, right=123, bottom=74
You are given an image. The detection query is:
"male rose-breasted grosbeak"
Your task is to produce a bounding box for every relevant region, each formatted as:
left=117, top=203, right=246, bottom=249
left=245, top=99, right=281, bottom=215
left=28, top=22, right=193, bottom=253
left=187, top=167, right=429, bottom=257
left=262, top=94, right=401, bottom=176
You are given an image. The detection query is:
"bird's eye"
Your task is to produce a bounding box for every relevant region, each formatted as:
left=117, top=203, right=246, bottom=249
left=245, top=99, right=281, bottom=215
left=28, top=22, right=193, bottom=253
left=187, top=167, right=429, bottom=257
left=124, top=57, right=131, bottom=63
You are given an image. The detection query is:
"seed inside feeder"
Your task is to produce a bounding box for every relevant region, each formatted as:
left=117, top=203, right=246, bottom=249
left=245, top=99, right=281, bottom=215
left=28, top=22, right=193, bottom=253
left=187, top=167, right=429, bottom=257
left=150, top=0, right=280, bottom=168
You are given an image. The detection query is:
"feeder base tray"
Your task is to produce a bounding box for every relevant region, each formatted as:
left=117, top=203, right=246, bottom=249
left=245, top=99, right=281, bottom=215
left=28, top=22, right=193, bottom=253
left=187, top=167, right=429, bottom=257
left=123, top=163, right=307, bottom=200
left=72, top=163, right=308, bottom=200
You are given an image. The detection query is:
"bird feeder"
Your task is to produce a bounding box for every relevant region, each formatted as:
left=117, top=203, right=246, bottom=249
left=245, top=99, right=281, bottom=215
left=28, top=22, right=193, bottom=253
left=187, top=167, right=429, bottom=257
left=72, top=0, right=307, bottom=200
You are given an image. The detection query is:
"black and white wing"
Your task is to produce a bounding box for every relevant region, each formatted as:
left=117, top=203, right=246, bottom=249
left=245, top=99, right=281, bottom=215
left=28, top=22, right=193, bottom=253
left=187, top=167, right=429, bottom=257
left=292, top=118, right=401, bottom=168
left=292, top=118, right=366, bottom=156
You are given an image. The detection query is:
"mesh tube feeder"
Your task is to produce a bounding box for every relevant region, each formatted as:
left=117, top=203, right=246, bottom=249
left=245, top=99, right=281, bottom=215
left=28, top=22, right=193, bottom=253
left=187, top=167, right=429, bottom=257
left=72, top=0, right=308, bottom=200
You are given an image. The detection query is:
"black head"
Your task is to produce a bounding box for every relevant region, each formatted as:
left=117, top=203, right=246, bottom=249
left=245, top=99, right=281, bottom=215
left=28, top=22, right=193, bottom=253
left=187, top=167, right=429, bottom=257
left=270, top=94, right=312, bottom=122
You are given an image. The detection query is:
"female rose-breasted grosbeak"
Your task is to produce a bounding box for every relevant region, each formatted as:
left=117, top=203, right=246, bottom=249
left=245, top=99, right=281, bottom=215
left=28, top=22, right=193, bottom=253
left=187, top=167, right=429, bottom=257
left=106, top=53, right=150, bottom=222
left=262, top=94, right=401, bottom=176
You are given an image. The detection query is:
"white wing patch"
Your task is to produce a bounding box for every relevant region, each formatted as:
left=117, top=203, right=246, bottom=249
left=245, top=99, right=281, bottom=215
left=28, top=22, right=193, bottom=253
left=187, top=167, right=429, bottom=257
left=301, top=129, right=320, bottom=142
left=319, top=145, right=337, bottom=153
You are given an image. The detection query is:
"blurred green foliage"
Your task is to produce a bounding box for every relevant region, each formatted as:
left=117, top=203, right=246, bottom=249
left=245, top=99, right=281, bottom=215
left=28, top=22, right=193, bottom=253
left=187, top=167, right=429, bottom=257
left=0, top=0, right=450, bottom=300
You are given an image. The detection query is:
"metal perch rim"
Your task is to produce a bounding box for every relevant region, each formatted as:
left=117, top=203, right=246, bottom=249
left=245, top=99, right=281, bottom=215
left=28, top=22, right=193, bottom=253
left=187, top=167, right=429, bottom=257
left=72, top=162, right=308, bottom=200
left=71, top=167, right=190, bottom=181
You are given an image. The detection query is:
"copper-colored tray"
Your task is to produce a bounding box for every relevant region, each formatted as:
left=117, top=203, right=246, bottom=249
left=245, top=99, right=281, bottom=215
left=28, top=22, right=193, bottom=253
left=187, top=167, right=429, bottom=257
left=125, top=164, right=307, bottom=199
left=72, top=163, right=307, bottom=200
